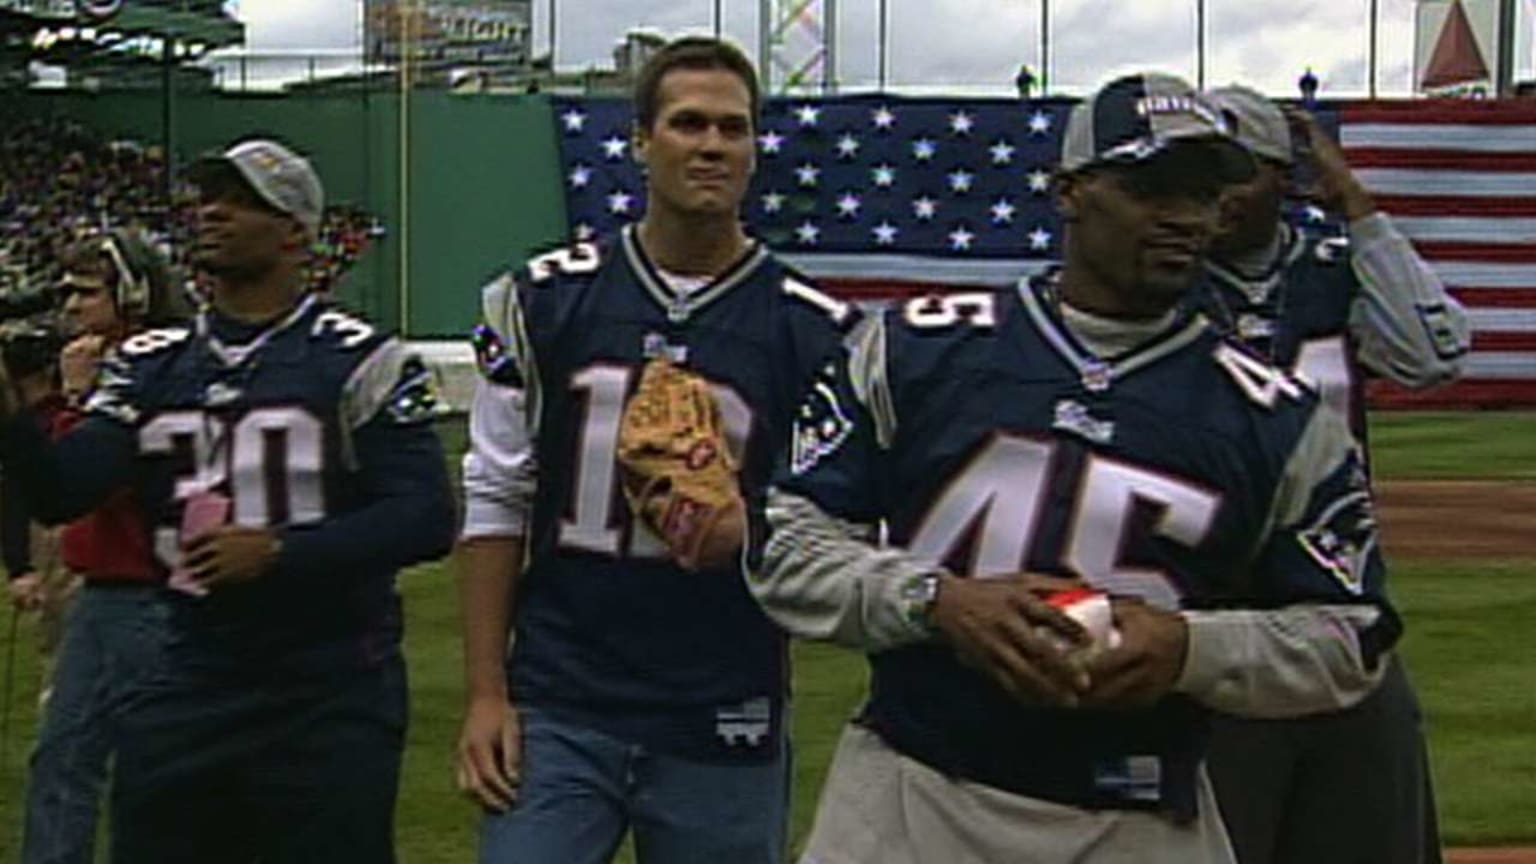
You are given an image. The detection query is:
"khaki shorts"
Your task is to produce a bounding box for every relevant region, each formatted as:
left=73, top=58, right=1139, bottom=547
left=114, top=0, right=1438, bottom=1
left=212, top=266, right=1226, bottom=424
left=800, top=723, right=1236, bottom=864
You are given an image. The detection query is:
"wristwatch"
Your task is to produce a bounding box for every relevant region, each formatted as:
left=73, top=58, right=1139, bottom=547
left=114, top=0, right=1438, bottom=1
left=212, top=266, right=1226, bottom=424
left=899, top=571, right=944, bottom=634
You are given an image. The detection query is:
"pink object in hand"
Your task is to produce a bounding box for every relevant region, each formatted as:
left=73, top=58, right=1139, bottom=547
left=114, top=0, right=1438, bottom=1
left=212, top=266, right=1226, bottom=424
left=167, top=491, right=230, bottom=597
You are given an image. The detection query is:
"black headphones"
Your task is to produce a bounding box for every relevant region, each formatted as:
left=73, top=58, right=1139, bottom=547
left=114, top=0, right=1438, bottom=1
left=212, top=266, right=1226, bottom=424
left=97, top=229, right=163, bottom=320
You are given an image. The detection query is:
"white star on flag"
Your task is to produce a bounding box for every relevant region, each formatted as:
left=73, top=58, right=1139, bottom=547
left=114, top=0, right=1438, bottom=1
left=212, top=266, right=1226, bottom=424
left=913, top=196, right=938, bottom=220
left=1029, top=226, right=1053, bottom=250
left=1027, top=169, right=1052, bottom=194
left=836, top=133, right=861, bottom=159
left=990, top=198, right=1016, bottom=224
left=1028, top=111, right=1052, bottom=135
left=949, top=226, right=976, bottom=251
left=796, top=221, right=821, bottom=244
left=574, top=223, right=595, bottom=240
left=568, top=165, right=592, bottom=189
left=990, top=140, right=1016, bottom=165
left=761, top=191, right=785, bottom=213
left=1305, top=205, right=1328, bottom=223
left=795, top=163, right=820, bottom=187
left=561, top=109, right=586, bottom=133
left=871, top=106, right=896, bottom=130
left=759, top=130, right=785, bottom=155
left=795, top=104, right=821, bottom=127
left=871, top=164, right=896, bottom=188
left=872, top=221, right=899, bottom=245
left=949, top=111, right=975, bottom=135
left=607, top=190, right=634, bottom=214
left=600, top=136, right=628, bottom=160
left=948, top=169, right=975, bottom=194
left=836, top=192, right=862, bottom=218
left=912, top=138, right=937, bottom=161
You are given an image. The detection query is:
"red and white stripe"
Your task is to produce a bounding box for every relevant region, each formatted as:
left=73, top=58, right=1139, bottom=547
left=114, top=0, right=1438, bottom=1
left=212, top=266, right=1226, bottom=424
left=1343, top=101, right=1536, bottom=408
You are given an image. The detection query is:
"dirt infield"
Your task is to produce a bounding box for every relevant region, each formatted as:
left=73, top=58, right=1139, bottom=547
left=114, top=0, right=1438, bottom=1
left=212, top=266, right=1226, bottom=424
left=1377, top=481, right=1536, bottom=560
left=1448, top=850, right=1536, bottom=864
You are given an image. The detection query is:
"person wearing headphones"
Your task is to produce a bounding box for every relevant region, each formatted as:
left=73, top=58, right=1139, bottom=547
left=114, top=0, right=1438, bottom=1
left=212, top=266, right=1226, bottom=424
left=18, top=227, right=189, bottom=864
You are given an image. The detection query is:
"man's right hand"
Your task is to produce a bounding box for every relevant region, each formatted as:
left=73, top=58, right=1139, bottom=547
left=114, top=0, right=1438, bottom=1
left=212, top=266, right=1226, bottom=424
left=60, top=335, right=107, bottom=401
left=456, top=695, right=523, bottom=812
left=929, top=573, right=1094, bottom=707
left=7, top=571, right=41, bottom=610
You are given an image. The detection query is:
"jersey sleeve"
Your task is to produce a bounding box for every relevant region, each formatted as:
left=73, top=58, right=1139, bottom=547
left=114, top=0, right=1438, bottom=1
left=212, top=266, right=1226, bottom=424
left=1254, top=404, right=1393, bottom=617
left=1, top=340, right=152, bottom=522
left=1347, top=213, right=1471, bottom=387
left=749, top=313, right=939, bottom=653
left=1175, top=403, right=1402, bottom=719
left=461, top=272, right=539, bottom=541
left=339, top=337, right=443, bottom=433
left=84, top=331, right=184, bottom=427
left=274, top=401, right=456, bottom=584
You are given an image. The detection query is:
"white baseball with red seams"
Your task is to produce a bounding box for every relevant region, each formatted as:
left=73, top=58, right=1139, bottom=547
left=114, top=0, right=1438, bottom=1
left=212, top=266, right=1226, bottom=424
left=1045, top=588, right=1123, bottom=654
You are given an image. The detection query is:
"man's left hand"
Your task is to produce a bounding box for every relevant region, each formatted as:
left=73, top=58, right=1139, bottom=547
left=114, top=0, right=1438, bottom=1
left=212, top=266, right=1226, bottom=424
left=181, top=526, right=282, bottom=589
left=1287, top=108, right=1376, bottom=221
left=1081, top=598, right=1189, bottom=709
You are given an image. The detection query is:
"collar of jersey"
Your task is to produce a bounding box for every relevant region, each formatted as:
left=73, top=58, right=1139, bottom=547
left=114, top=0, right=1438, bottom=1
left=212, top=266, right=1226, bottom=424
left=197, top=292, right=320, bottom=369
left=621, top=224, right=768, bottom=323
left=1204, top=223, right=1306, bottom=306
left=1018, top=274, right=1208, bottom=387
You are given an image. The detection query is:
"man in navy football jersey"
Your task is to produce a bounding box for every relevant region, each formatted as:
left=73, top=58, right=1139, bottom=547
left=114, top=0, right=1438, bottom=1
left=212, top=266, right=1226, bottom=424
left=751, top=73, right=1402, bottom=863
left=0, top=138, right=456, bottom=863
left=1198, top=85, right=1469, bottom=864
left=455, top=37, right=853, bottom=863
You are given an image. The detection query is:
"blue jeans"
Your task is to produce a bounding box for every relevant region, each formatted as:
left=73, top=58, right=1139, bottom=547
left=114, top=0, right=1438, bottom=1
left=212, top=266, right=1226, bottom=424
left=480, top=707, right=791, bottom=864
left=23, top=582, right=169, bottom=864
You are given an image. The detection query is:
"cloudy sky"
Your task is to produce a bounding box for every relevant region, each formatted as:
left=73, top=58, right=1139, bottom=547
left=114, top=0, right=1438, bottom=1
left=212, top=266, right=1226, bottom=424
left=227, top=0, right=1535, bottom=96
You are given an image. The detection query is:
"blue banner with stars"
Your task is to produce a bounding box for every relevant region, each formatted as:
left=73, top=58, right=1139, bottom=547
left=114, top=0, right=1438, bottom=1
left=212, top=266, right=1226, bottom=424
left=554, top=95, right=1075, bottom=294
left=552, top=95, right=1342, bottom=297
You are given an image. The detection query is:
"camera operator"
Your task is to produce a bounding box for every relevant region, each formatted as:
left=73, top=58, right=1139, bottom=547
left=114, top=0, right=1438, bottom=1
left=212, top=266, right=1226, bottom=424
left=2, top=322, right=69, bottom=695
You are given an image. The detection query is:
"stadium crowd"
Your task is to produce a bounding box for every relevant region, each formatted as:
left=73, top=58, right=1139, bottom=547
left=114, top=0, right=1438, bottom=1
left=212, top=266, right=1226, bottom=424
left=0, top=115, right=382, bottom=298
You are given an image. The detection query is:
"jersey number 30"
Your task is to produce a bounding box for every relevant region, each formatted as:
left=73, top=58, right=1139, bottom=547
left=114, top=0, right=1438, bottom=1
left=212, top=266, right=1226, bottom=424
left=140, top=408, right=324, bottom=569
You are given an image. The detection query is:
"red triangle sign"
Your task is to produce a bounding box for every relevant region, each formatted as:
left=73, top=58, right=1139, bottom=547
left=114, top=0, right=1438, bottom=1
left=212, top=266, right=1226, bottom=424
left=1422, top=0, right=1491, bottom=89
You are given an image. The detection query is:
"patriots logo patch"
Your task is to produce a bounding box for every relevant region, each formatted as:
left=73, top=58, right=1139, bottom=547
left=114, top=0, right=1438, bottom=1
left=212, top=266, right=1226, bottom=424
left=385, top=357, right=442, bottom=425
left=790, top=375, right=854, bottom=476
left=1297, top=487, right=1377, bottom=596
left=471, top=324, right=522, bottom=386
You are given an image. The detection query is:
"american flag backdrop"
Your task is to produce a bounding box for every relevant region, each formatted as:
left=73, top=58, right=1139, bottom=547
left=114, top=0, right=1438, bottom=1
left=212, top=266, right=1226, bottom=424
left=552, top=96, right=1536, bottom=408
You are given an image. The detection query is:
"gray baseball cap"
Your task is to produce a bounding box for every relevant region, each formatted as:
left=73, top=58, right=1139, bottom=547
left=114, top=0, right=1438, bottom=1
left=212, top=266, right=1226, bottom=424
left=1060, top=72, right=1254, bottom=182
left=190, top=139, right=324, bottom=237
left=1206, top=84, right=1293, bottom=165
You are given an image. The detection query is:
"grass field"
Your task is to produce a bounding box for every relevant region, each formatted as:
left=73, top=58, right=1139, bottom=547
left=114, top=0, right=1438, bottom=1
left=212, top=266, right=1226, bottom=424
left=1, top=411, right=1533, bottom=861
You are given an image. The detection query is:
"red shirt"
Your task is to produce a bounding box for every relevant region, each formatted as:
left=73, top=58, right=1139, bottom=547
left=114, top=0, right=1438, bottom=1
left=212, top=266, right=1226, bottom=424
left=48, top=404, right=157, bottom=583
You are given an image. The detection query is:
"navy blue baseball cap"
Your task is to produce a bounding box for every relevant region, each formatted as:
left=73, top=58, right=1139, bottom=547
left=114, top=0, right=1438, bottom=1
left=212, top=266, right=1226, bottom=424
left=1060, top=72, right=1255, bottom=183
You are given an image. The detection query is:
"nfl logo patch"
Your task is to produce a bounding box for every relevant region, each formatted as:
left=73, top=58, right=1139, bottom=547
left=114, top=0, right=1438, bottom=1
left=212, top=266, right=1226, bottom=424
left=1081, top=360, right=1112, bottom=392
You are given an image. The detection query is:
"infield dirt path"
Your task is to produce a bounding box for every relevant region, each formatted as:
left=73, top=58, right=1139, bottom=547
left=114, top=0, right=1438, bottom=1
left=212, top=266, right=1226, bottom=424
left=1376, top=481, right=1536, bottom=560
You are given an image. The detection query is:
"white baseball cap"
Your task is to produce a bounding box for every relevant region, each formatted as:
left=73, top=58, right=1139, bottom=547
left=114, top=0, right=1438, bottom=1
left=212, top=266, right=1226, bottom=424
left=190, top=138, right=325, bottom=237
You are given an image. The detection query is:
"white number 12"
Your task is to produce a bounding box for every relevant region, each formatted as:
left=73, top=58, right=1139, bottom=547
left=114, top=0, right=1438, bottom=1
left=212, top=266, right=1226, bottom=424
left=561, top=364, right=752, bottom=558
